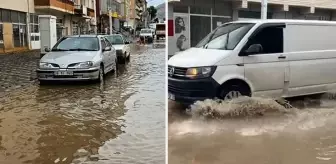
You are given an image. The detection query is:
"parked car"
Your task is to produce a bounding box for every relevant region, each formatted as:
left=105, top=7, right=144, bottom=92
left=105, top=34, right=131, bottom=64
left=37, top=35, right=117, bottom=83
left=139, top=29, right=154, bottom=43
left=168, top=19, right=336, bottom=105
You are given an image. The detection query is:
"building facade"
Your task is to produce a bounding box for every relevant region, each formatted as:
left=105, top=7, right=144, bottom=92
left=34, top=0, right=96, bottom=40
left=168, top=0, right=336, bottom=56
left=127, top=0, right=146, bottom=29
left=0, top=0, right=97, bottom=53
left=0, top=0, right=35, bottom=53
left=96, top=0, right=123, bottom=34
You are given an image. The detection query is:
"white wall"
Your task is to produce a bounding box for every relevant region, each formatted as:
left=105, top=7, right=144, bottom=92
left=1, top=0, right=35, bottom=13
left=168, top=3, right=175, bottom=57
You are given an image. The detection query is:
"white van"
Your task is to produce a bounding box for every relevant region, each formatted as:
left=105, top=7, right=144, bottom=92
left=168, top=19, right=336, bottom=104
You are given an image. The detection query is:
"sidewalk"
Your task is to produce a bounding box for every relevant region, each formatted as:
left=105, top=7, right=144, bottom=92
left=0, top=50, right=39, bottom=94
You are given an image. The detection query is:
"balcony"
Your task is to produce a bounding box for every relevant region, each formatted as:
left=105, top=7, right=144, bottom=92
left=87, top=8, right=95, bottom=18
left=34, top=0, right=74, bottom=14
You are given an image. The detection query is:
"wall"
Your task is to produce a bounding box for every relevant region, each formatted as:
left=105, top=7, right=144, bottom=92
left=0, top=0, right=34, bottom=13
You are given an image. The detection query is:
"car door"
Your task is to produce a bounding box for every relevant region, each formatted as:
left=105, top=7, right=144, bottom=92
left=104, top=37, right=116, bottom=68
left=100, top=38, right=111, bottom=72
left=241, top=23, right=290, bottom=98
left=122, top=36, right=130, bottom=56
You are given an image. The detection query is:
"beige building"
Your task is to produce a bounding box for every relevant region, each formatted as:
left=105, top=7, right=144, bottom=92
left=0, top=0, right=96, bottom=53
left=127, top=0, right=147, bottom=29
left=0, top=0, right=35, bottom=53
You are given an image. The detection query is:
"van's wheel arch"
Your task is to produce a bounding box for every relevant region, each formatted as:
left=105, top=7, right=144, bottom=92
left=217, top=79, right=251, bottom=101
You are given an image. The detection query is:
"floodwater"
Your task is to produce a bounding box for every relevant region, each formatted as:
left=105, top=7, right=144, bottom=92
left=0, top=45, right=165, bottom=164
left=169, top=95, right=336, bottom=164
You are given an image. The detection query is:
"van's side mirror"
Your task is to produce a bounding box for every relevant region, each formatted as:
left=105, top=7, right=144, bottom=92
left=245, top=44, right=263, bottom=55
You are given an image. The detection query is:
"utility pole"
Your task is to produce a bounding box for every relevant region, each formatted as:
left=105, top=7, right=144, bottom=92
left=108, top=7, right=113, bottom=34
left=261, top=0, right=268, bottom=19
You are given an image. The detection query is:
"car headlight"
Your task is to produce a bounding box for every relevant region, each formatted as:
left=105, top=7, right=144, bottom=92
left=69, top=61, right=94, bottom=68
left=186, top=66, right=217, bottom=79
left=39, top=62, right=58, bottom=69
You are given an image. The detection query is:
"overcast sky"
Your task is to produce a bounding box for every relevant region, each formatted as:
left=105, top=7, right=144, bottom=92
left=147, top=0, right=164, bottom=7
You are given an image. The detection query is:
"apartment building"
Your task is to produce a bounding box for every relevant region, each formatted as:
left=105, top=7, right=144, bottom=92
left=127, top=0, right=147, bottom=29
left=168, top=0, right=336, bottom=56
left=0, top=0, right=96, bottom=53
left=34, top=0, right=96, bottom=40
left=0, top=0, right=35, bottom=53
left=96, top=0, right=123, bottom=34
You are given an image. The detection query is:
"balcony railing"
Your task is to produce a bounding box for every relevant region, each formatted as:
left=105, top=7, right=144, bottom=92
left=34, top=0, right=74, bottom=13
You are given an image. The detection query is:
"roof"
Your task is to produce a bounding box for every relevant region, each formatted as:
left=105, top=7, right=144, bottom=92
left=67, top=35, right=100, bottom=38
left=233, top=19, right=336, bottom=25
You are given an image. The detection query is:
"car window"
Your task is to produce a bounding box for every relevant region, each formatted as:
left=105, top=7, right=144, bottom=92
left=104, top=38, right=112, bottom=47
left=107, top=35, right=124, bottom=44
left=100, top=39, right=107, bottom=50
left=52, top=37, right=99, bottom=51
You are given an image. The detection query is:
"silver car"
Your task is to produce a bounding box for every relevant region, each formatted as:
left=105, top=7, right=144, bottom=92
left=37, top=35, right=117, bottom=83
left=105, top=34, right=131, bottom=64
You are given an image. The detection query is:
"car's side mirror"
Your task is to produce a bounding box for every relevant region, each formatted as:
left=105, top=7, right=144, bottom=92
left=125, top=41, right=130, bottom=44
left=103, top=47, right=111, bottom=51
left=245, top=44, right=263, bottom=55
left=45, top=47, right=50, bottom=52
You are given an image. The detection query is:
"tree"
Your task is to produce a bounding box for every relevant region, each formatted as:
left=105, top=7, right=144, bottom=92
left=147, top=6, right=157, bottom=20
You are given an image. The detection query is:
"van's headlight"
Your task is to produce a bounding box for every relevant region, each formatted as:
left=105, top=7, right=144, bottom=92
left=186, top=66, right=216, bottom=79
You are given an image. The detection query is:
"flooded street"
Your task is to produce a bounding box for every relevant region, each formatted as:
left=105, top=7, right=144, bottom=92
left=0, top=45, right=165, bottom=164
left=169, top=95, right=336, bottom=164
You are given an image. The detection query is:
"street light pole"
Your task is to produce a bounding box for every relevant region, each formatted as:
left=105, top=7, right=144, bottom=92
left=108, top=7, right=113, bottom=34
left=261, top=0, right=268, bottom=19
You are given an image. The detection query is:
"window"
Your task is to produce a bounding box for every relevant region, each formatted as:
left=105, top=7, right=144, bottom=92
left=52, top=37, right=99, bottom=51
left=1, top=9, right=10, bottom=22
left=196, top=23, right=255, bottom=50
left=104, top=38, right=112, bottom=47
left=19, top=12, right=26, bottom=23
left=106, top=35, right=124, bottom=44
left=243, top=25, right=284, bottom=54
left=0, top=24, right=3, bottom=48
left=13, top=24, right=20, bottom=47
left=100, top=39, right=107, bottom=49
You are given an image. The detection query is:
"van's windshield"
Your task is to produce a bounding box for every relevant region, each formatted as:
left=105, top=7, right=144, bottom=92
left=196, top=23, right=255, bottom=50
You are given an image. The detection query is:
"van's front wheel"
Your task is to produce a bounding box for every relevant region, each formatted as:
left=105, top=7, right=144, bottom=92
left=218, top=84, right=250, bottom=101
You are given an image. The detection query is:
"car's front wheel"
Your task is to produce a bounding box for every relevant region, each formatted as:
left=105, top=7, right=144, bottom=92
left=97, top=65, right=104, bottom=83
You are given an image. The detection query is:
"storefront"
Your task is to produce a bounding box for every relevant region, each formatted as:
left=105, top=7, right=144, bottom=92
left=0, top=8, right=28, bottom=53
left=168, top=0, right=334, bottom=57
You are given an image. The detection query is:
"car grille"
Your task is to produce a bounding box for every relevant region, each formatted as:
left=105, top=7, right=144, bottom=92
left=168, top=65, right=188, bottom=78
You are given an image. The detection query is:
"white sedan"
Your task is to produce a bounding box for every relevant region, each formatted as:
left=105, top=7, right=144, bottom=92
left=105, top=34, right=131, bottom=64
left=37, top=35, right=117, bottom=83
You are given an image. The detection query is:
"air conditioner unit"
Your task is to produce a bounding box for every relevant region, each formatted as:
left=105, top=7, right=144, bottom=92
left=82, top=6, right=87, bottom=15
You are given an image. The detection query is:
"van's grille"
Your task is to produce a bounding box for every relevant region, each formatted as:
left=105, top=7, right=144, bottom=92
left=168, top=65, right=188, bottom=78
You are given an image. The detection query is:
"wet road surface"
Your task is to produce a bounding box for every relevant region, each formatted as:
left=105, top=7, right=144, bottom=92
left=0, top=45, right=165, bottom=164
left=169, top=95, right=336, bottom=164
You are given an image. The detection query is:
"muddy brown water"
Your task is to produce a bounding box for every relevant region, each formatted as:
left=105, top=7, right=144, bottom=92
left=0, top=46, right=165, bottom=164
left=169, top=95, right=336, bottom=164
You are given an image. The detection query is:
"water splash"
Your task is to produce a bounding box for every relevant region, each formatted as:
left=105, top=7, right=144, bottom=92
left=187, top=97, right=293, bottom=119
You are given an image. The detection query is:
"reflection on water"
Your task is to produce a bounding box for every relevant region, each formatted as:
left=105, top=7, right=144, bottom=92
left=169, top=95, right=336, bottom=164
left=0, top=47, right=165, bottom=164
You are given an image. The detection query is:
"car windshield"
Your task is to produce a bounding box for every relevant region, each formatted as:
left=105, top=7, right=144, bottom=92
left=52, top=37, right=99, bottom=51
left=106, top=35, right=124, bottom=44
left=196, top=23, right=255, bottom=50
left=141, top=29, right=152, bottom=33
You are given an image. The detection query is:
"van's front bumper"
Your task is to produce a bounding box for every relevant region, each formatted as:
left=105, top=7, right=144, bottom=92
left=168, top=77, right=220, bottom=105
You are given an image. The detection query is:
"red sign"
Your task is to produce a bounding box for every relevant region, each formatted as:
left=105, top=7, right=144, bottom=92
left=168, top=20, right=174, bottom=36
